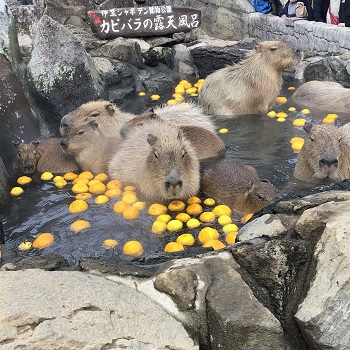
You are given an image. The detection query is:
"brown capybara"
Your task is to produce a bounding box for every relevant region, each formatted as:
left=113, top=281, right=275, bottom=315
left=60, top=120, right=121, bottom=174
left=60, top=100, right=216, bottom=137
left=294, top=123, right=350, bottom=184
left=198, top=41, right=303, bottom=117
left=292, top=80, right=350, bottom=113
left=119, top=112, right=225, bottom=161
left=14, top=138, right=80, bottom=174
left=108, top=121, right=200, bottom=202
left=201, top=159, right=282, bottom=214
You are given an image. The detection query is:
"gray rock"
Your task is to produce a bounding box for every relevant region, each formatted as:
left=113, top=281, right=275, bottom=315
left=26, top=15, right=106, bottom=122
left=173, top=43, right=198, bottom=79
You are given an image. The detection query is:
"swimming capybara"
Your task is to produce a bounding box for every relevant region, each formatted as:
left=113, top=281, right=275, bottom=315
left=294, top=123, right=350, bottom=184
left=60, top=120, right=121, bottom=174
left=201, top=159, right=282, bottom=214
left=14, top=138, right=80, bottom=174
left=108, top=121, right=200, bottom=202
left=119, top=112, right=225, bottom=161
left=292, top=80, right=350, bottom=113
left=60, top=100, right=216, bottom=137
left=198, top=41, right=303, bottom=117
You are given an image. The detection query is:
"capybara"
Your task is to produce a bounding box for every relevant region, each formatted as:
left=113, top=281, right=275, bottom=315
left=14, top=138, right=80, bottom=174
left=198, top=41, right=303, bottom=117
left=201, top=159, right=282, bottom=214
left=294, top=123, right=350, bottom=184
left=108, top=121, right=200, bottom=202
left=119, top=112, right=225, bottom=161
left=60, top=120, right=121, bottom=174
left=60, top=100, right=216, bottom=137
left=292, top=80, right=350, bottom=113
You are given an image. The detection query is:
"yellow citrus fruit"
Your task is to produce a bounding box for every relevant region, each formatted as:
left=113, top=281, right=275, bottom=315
left=107, top=179, right=123, bottom=189
left=287, top=86, right=296, bottom=90
left=70, top=219, right=91, bottom=232
left=122, top=193, right=138, bottom=204
left=290, top=137, right=304, bottom=144
left=53, top=175, right=64, bottom=182
left=156, top=214, right=172, bottom=223
left=203, top=239, right=226, bottom=250
left=152, top=220, right=167, bottom=234
left=167, top=99, right=177, bottom=105
left=218, top=215, right=232, bottom=226
left=166, top=219, right=183, bottom=232
left=164, top=241, right=184, bottom=253
left=174, top=95, right=185, bottom=102
left=187, top=196, right=201, bottom=204
left=95, top=195, right=109, bottom=205
left=204, top=198, right=216, bottom=206
left=168, top=200, right=185, bottom=211
left=186, top=218, right=201, bottom=229
left=186, top=203, right=203, bottom=215
left=113, top=201, right=130, bottom=214
left=219, top=128, right=228, bottom=134
left=64, top=172, right=78, bottom=181
left=73, top=177, right=89, bottom=185
left=322, top=117, right=335, bottom=124
left=276, top=112, right=288, bottom=118
left=293, top=118, right=306, bottom=127
left=291, top=141, right=304, bottom=153
left=138, top=91, right=146, bottom=96
left=277, top=118, right=286, bottom=122
left=226, top=231, right=238, bottom=244
left=10, top=187, right=24, bottom=196
left=276, top=96, right=287, bottom=104
left=94, top=173, right=108, bottom=182
left=79, top=171, right=94, bottom=180
left=301, top=109, right=310, bottom=114
left=41, top=172, right=53, bottom=181
left=223, top=223, right=239, bottom=233
left=148, top=203, right=168, bottom=216
left=212, top=205, right=232, bottom=217
left=175, top=87, right=185, bottom=93
left=151, top=94, right=160, bottom=100
left=241, top=213, right=254, bottom=224
left=288, top=107, right=297, bottom=112
left=199, top=211, right=216, bottom=223
left=17, top=176, right=32, bottom=185
left=123, top=240, right=144, bottom=257
left=175, top=212, right=191, bottom=222
left=122, top=190, right=137, bottom=196
left=105, top=188, right=122, bottom=198
left=103, top=239, right=118, bottom=248
left=326, top=113, right=338, bottom=119
left=176, top=233, right=195, bottom=246
left=132, top=201, right=146, bottom=211
left=89, top=182, right=106, bottom=194
left=267, top=111, right=276, bottom=117
left=124, top=185, right=136, bottom=191
left=88, top=179, right=102, bottom=187
left=76, top=192, right=92, bottom=200
left=122, top=206, right=140, bottom=220
left=55, top=179, right=67, bottom=188
left=32, top=233, right=54, bottom=249
left=198, top=227, right=219, bottom=243
left=69, top=199, right=89, bottom=213
left=18, top=241, right=32, bottom=251
left=72, top=183, right=89, bottom=194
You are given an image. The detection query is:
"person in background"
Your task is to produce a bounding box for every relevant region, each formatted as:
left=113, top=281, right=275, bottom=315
left=279, top=0, right=314, bottom=20
left=254, top=0, right=273, bottom=14
left=338, top=0, right=350, bottom=26
left=313, top=0, right=330, bottom=21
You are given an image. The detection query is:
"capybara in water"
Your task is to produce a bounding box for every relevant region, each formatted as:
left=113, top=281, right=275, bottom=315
left=119, top=112, right=225, bottom=161
left=294, top=123, right=350, bottom=184
left=60, top=120, right=121, bottom=174
left=14, top=138, right=80, bottom=174
left=108, top=121, right=200, bottom=202
left=198, top=41, right=303, bottom=117
left=60, top=100, right=216, bottom=137
left=292, top=80, right=350, bottom=113
left=201, top=159, right=282, bottom=214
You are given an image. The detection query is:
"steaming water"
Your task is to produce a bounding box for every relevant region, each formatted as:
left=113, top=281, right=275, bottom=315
left=3, top=82, right=350, bottom=265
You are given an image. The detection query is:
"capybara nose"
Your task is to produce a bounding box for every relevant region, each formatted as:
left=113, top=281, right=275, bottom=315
left=24, top=162, right=35, bottom=174
left=60, top=138, right=68, bottom=149
left=319, top=159, right=338, bottom=167
left=165, top=180, right=183, bottom=190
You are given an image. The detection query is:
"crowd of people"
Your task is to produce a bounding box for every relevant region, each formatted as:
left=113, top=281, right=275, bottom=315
left=252, top=0, right=350, bottom=27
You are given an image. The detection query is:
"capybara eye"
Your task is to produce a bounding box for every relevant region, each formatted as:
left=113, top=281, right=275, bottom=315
left=339, top=137, right=342, bottom=142
left=154, top=152, right=158, bottom=159
left=182, top=150, right=186, bottom=158
left=310, top=135, right=315, bottom=142
left=18, top=152, right=21, bottom=157
left=137, top=122, right=144, bottom=127
left=91, top=113, right=100, bottom=117
left=33, top=151, right=37, bottom=155
left=269, top=47, right=277, bottom=52
left=77, top=130, right=85, bottom=136
left=257, top=194, right=265, bottom=201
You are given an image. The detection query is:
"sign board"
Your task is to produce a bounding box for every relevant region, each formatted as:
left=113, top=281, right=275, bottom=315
left=88, top=6, right=201, bottom=39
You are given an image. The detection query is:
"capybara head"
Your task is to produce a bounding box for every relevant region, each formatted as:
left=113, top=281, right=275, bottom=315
left=60, top=100, right=116, bottom=136
left=294, top=123, right=350, bottom=184
left=13, top=140, right=41, bottom=174
left=251, top=41, right=303, bottom=71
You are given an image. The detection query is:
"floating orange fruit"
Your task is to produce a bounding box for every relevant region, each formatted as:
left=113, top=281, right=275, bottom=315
left=175, top=212, right=191, bottom=222
left=103, top=239, right=118, bottom=248
left=293, top=118, right=306, bottom=127
left=69, top=199, right=88, bottom=213
left=186, top=203, right=203, bottom=215
left=10, top=187, right=24, bottom=196
left=95, top=195, right=109, bottom=205
left=199, top=211, right=216, bottom=223
left=89, top=182, right=106, bottom=194
left=64, top=172, right=78, bottom=181
left=122, top=193, right=138, bottom=204
left=152, top=220, right=167, bottom=234
left=226, top=231, right=238, bottom=244
left=176, top=233, right=195, bottom=246
left=94, top=173, right=108, bottom=182
left=132, top=201, right=146, bottom=211
left=156, top=214, right=172, bottom=223
left=223, top=223, right=239, bottom=233
left=148, top=203, right=167, bottom=216
left=70, top=219, right=91, bottom=232
left=72, top=183, right=89, bottom=194
left=73, top=177, right=89, bottom=185
left=204, top=198, right=216, bottom=206
left=212, top=205, right=232, bottom=217
left=32, top=233, right=54, bottom=249
left=186, top=218, right=201, bottom=229
left=276, top=96, right=287, bottom=104
left=79, top=171, right=94, bottom=180
left=218, top=215, right=232, bottom=226
left=107, top=179, right=122, bottom=189
left=187, top=196, right=201, bottom=204
left=203, top=239, right=226, bottom=250
left=122, top=206, right=140, bottom=220
left=166, top=219, right=183, bottom=232
left=105, top=188, right=122, bottom=198
left=41, top=172, right=53, bottom=181
left=164, top=241, right=184, bottom=253
left=241, top=213, right=254, bottom=224
left=168, top=200, right=185, bottom=211
left=17, top=176, right=32, bottom=185
left=113, top=201, right=130, bottom=214
left=75, top=193, right=92, bottom=200
left=198, top=227, right=219, bottom=243
left=55, top=179, right=67, bottom=188
left=123, top=240, right=144, bottom=257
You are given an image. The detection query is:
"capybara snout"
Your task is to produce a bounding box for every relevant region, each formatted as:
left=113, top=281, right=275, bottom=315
left=14, top=140, right=41, bottom=174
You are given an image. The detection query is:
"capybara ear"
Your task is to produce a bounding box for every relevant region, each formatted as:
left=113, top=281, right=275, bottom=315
left=147, top=107, right=154, bottom=113
left=177, top=130, right=183, bottom=141
left=105, top=103, right=115, bottom=116
left=149, top=113, right=159, bottom=120
left=255, top=43, right=263, bottom=53
left=303, top=122, right=313, bottom=134
left=147, top=133, right=157, bottom=146
left=261, top=179, right=271, bottom=184
left=13, top=140, right=21, bottom=148
left=89, top=120, right=99, bottom=130
left=30, top=139, right=40, bottom=147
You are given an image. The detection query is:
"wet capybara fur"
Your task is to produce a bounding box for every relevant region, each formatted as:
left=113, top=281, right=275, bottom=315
left=108, top=121, right=200, bottom=202
left=294, top=123, right=350, bottom=184
left=60, top=120, right=121, bottom=174
left=292, top=80, right=350, bottom=113
left=120, top=112, right=225, bottom=161
left=60, top=100, right=216, bottom=138
left=201, top=159, right=282, bottom=214
left=199, top=41, right=303, bottom=117
left=14, top=138, right=80, bottom=174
